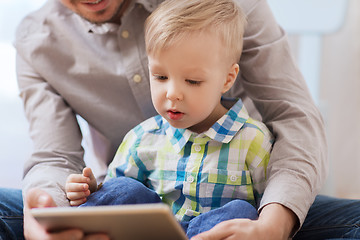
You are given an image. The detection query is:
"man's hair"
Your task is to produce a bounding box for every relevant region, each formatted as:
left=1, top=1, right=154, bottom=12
left=144, top=0, right=247, bottom=63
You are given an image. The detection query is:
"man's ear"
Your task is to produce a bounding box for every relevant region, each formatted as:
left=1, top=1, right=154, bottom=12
left=222, top=63, right=239, bottom=94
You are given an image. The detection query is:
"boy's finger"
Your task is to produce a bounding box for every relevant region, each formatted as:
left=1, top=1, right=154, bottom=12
left=69, top=198, right=88, bottom=207
left=67, top=174, right=90, bottom=184
left=83, top=167, right=94, bottom=178
left=83, top=167, right=98, bottom=193
left=66, top=190, right=90, bottom=201
left=66, top=182, right=89, bottom=193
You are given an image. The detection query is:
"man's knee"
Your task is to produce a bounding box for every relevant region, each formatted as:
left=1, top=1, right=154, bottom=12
left=0, top=188, right=23, bottom=216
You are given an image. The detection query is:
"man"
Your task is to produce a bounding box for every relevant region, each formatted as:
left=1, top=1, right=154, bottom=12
left=0, top=0, right=358, bottom=239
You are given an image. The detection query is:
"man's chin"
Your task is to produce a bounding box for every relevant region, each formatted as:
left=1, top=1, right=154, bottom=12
left=84, top=0, right=128, bottom=24
left=79, top=11, right=116, bottom=24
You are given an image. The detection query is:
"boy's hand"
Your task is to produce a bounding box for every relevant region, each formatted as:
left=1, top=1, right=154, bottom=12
left=65, top=167, right=98, bottom=206
left=191, top=203, right=297, bottom=240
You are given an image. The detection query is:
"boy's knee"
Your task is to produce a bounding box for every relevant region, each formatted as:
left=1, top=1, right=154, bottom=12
left=185, top=200, right=258, bottom=238
left=225, top=199, right=254, bottom=209
left=123, top=177, right=160, bottom=200
left=223, top=199, right=258, bottom=220
left=82, top=177, right=161, bottom=206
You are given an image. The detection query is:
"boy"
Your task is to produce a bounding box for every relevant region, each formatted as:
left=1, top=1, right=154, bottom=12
left=66, top=0, right=273, bottom=238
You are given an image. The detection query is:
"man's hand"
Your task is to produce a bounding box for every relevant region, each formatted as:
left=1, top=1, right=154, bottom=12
left=24, top=188, right=83, bottom=239
left=191, top=203, right=297, bottom=240
left=66, top=167, right=98, bottom=206
left=24, top=188, right=109, bottom=240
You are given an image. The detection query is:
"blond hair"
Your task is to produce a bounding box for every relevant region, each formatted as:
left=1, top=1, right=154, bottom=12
left=145, top=0, right=247, bottom=63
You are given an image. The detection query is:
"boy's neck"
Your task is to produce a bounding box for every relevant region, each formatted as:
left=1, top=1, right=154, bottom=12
left=188, top=104, right=228, bottom=134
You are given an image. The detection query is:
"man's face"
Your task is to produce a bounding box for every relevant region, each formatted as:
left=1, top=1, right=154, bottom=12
left=60, top=0, right=128, bottom=23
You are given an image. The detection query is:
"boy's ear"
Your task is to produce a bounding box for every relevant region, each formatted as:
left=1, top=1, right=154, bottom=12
left=222, top=63, right=239, bottom=94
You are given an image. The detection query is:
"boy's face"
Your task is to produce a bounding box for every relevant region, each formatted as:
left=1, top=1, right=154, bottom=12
left=148, top=31, right=238, bottom=133
left=59, top=0, right=129, bottom=23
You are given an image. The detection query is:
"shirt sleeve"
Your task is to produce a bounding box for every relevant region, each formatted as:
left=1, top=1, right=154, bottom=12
left=236, top=0, right=328, bottom=226
left=16, top=53, right=85, bottom=207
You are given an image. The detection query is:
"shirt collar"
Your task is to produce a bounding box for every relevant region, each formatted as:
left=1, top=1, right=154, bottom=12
left=80, top=19, right=120, bottom=34
left=165, top=99, right=249, bottom=153
left=136, top=0, right=162, bottom=12
left=165, top=122, right=193, bottom=154
left=204, top=99, right=249, bottom=143
left=77, top=0, right=162, bottom=34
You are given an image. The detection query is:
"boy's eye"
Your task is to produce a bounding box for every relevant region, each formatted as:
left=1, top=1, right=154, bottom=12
left=186, top=79, right=201, bottom=85
left=154, top=75, right=168, bottom=81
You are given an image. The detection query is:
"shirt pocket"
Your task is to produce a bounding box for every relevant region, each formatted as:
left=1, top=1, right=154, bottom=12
left=205, top=168, right=254, bottom=202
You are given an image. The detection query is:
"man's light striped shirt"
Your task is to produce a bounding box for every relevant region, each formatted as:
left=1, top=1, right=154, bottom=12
left=107, top=99, right=273, bottom=221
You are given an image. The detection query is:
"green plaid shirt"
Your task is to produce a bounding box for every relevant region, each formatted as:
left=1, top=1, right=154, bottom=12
left=107, top=99, right=273, bottom=221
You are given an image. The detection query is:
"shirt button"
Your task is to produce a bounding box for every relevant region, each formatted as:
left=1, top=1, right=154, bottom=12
left=187, top=176, right=194, bottom=183
left=121, top=30, right=130, bottom=39
left=133, top=74, right=142, bottom=83
left=230, top=175, right=237, bottom=182
left=194, top=145, right=201, bottom=152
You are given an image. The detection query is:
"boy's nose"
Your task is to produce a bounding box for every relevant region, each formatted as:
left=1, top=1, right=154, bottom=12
left=166, top=82, right=183, bottom=101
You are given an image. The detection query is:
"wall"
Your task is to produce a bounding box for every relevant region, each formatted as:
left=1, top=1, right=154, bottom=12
left=320, top=0, right=360, bottom=198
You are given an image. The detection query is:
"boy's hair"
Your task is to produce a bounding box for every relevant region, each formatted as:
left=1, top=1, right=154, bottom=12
left=145, top=0, right=247, bottom=64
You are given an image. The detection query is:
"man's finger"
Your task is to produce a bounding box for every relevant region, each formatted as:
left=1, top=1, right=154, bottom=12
left=191, top=221, right=233, bottom=240
left=26, top=188, right=57, bottom=209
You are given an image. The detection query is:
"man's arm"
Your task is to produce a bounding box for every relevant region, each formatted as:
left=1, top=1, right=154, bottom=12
left=233, top=0, right=328, bottom=228
left=16, top=53, right=85, bottom=206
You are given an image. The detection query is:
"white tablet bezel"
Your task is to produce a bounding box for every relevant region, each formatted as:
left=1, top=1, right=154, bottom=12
left=31, top=203, right=188, bottom=240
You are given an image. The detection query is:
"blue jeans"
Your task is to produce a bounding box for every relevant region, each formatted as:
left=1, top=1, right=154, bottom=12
left=293, top=195, right=360, bottom=240
left=1, top=185, right=360, bottom=240
left=80, top=177, right=259, bottom=239
left=0, top=188, right=24, bottom=240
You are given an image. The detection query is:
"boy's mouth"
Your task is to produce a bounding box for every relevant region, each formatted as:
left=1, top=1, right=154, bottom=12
left=167, top=110, right=184, bottom=121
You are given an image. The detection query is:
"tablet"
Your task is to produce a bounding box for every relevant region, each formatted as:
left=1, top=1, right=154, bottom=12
left=31, top=203, right=188, bottom=240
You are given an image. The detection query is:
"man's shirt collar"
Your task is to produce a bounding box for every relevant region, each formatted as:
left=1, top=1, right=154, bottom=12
left=136, top=0, right=162, bottom=12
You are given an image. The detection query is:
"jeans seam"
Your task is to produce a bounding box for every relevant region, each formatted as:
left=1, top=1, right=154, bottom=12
left=0, top=216, right=23, bottom=220
left=340, top=224, right=360, bottom=239
left=300, top=224, right=360, bottom=232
